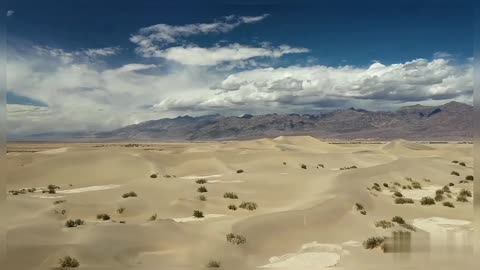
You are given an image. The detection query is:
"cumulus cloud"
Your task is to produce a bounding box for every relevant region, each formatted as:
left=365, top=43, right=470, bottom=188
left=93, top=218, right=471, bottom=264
left=33, top=46, right=120, bottom=63
left=7, top=10, right=14, bottom=17
left=130, top=14, right=269, bottom=55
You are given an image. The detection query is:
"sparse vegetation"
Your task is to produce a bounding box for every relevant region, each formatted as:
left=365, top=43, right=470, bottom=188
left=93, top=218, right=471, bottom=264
left=48, top=184, right=60, bottom=190
left=442, top=186, right=451, bottom=193
left=411, top=181, right=422, bottom=189
left=443, top=201, right=455, bottom=208
left=239, top=201, right=258, bottom=211
left=197, top=186, right=208, bottom=193
left=459, top=162, right=466, bottom=167
left=451, top=171, right=460, bottom=176
left=459, top=189, right=472, bottom=197
left=148, top=213, right=157, bottom=221
left=53, top=200, right=66, bottom=205
left=193, top=210, right=204, bottom=218
left=393, top=182, right=401, bottom=187
left=449, top=182, right=455, bottom=186
left=360, top=210, right=367, bottom=215
left=392, top=216, right=405, bottom=224
left=395, top=197, right=414, bottom=204
left=405, top=177, right=413, bottom=182
left=117, top=207, right=125, bottom=214
left=226, top=233, right=247, bottom=245
left=236, top=169, right=244, bottom=173
left=122, top=191, right=137, bottom=198
left=355, top=203, right=364, bottom=211
left=452, top=160, right=459, bottom=164
left=363, top=237, right=385, bottom=249
left=300, top=164, right=307, bottom=169
left=393, top=191, right=403, bottom=197
left=383, top=183, right=389, bottom=188
left=198, top=195, right=207, bottom=201
left=317, top=164, right=324, bottom=168
left=163, top=174, right=172, bottom=178
left=434, top=194, right=444, bottom=202
left=207, top=260, right=221, bottom=268
left=372, top=185, right=381, bottom=192
left=283, top=162, right=287, bottom=165
left=59, top=256, right=80, bottom=268
left=223, top=192, right=238, bottom=199
left=150, top=173, right=158, bottom=178
left=457, top=195, right=468, bottom=202
left=196, top=179, right=207, bottom=184
left=465, top=175, right=474, bottom=181
left=420, top=197, right=435, bottom=205
left=228, top=204, right=237, bottom=210
left=96, top=214, right=111, bottom=221
left=400, top=223, right=416, bottom=231
left=375, top=220, right=394, bottom=229
left=423, top=178, right=431, bottom=182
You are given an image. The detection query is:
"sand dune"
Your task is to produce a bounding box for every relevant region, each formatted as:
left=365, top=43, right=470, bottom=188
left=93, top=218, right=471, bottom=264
left=6, top=138, right=473, bottom=270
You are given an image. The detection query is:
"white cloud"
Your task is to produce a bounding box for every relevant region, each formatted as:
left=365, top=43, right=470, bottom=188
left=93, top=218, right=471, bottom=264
left=154, top=44, right=309, bottom=66
left=433, top=51, right=453, bottom=59
left=33, top=46, right=120, bottom=63
left=7, top=10, right=14, bottom=17
left=130, top=14, right=269, bottom=56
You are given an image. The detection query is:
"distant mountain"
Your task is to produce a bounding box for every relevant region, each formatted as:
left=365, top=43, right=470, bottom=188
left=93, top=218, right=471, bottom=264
left=91, top=101, right=472, bottom=141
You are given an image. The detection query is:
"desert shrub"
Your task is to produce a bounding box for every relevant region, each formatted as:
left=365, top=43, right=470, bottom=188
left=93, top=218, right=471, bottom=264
left=96, top=214, right=111, bottom=221
left=196, top=179, right=207, bottom=184
left=239, top=201, right=258, bottom=211
left=423, top=178, right=431, bottom=182
left=451, top=171, right=460, bottom=176
left=355, top=203, right=364, bottom=211
left=122, top=191, right=137, bottom=198
left=375, top=220, right=394, bottom=229
left=223, top=192, right=238, bottom=199
left=228, top=204, right=237, bottom=210
left=392, top=216, right=405, bottom=224
left=393, top=182, right=401, bottom=187
left=405, top=177, right=413, bottom=182
left=459, top=189, right=472, bottom=197
left=59, top=256, right=79, bottom=268
left=117, top=207, right=125, bottom=214
left=457, top=195, right=469, bottom=202
left=197, top=186, right=208, bottom=193
left=411, top=181, right=422, bottom=189
left=449, top=182, right=455, bottom=187
left=318, top=164, right=324, bottom=168
left=465, top=175, right=474, bottom=181
left=207, top=260, right=221, bottom=268
left=65, top=220, right=76, bottom=228
left=193, top=210, right=204, bottom=218
left=74, top=219, right=85, bottom=226
left=443, top=201, right=455, bottom=208
left=383, top=183, right=389, bottom=188
left=434, top=194, right=444, bottom=202
left=372, top=185, right=381, bottom=192
left=198, top=195, right=207, bottom=201
left=148, top=213, right=157, bottom=221
left=119, top=221, right=126, bottom=224
left=27, top=188, right=36, bottom=193
left=400, top=223, right=416, bottom=231
left=373, top=183, right=380, bottom=187
left=54, top=200, right=66, bottom=205
left=442, top=186, right=451, bottom=193
left=150, top=174, right=157, bottom=178
left=452, top=160, right=459, bottom=164
left=407, top=185, right=412, bottom=190
left=48, top=189, right=56, bottom=194
left=363, top=237, right=385, bottom=249
left=300, top=164, right=307, bottom=169
left=163, top=174, right=171, bottom=178
left=226, top=233, right=247, bottom=245
left=459, top=180, right=469, bottom=184
left=236, top=169, right=244, bottom=173
left=459, top=162, right=466, bottom=167
left=435, top=189, right=444, bottom=195
left=393, top=191, right=403, bottom=197
left=420, top=197, right=435, bottom=205
left=402, top=186, right=407, bottom=190
left=360, top=210, right=367, bottom=215
left=48, top=184, right=60, bottom=190
left=395, top=197, right=414, bottom=204
left=283, top=162, right=287, bottom=165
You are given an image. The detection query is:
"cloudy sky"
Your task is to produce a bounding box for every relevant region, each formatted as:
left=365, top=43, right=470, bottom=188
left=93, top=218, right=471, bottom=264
left=6, top=0, right=474, bottom=135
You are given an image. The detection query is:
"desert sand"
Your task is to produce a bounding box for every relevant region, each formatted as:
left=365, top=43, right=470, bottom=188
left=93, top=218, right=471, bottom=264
left=5, top=137, right=475, bottom=269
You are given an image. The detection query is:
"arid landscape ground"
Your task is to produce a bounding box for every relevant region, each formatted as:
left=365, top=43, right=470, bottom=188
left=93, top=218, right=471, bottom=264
left=6, top=136, right=475, bottom=269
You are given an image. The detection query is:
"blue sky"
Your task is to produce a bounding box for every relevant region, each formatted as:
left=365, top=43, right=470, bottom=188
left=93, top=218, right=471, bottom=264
left=5, top=0, right=474, bottom=134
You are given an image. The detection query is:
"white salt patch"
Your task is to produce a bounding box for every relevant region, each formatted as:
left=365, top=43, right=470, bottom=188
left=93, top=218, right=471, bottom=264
left=207, top=180, right=244, bottom=184
left=258, top=252, right=340, bottom=269
left=172, top=214, right=226, bottom=223
left=341, top=240, right=361, bottom=247
left=56, top=185, right=121, bottom=194
left=31, top=195, right=66, bottom=199
left=36, top=147, right=68, bottom=154
left=179, top=174, right=223, bottom=180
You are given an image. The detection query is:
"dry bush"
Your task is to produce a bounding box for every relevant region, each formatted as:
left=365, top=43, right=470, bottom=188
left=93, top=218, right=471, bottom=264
left=193, top=210, right=204, bottom=218
left=443, top=201, right=455, bottom=208
left=375, top=220, right=394, bottom=229
left=451, top=171, right=460, bottom=176
left=363, top=237, right=385, bottom=249
left=239, top=201, right=257, bottom=211
left=395, top=197, right=414, bottom=204
left=197, top=186, right=208, bottom=193
left=122, top=191, right=137, bottom=198
left=226, top=233, right=247, bottom=245
left=223, top=192, right=238, bottom=199
left=96, top=214, right=111, bottom=221
left=196, top=179, right=207, bottom=184
left=198, top=195, right=207, bottom=201
left=459, top=189, right=472, bottom=197
left=465, top=175, right=474, bottom=181
left=420, top=197, right=435, bottom=205
left=228, top=204, right=237, bottom=210
left=236, top=169, right=244, bottom=173
left=457, top=195, right=469, bottom=202
left=207, top=260, right=221, bottom=268
left=59, top=256, right=79, bottom=268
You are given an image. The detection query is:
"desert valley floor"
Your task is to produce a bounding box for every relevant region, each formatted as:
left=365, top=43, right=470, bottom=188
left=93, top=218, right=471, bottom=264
left=6, top=136, right=476, bottom=270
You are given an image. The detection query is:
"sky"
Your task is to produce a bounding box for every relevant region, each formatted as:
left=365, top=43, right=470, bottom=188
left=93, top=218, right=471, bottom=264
left=5, top=0, right=474, bottom=135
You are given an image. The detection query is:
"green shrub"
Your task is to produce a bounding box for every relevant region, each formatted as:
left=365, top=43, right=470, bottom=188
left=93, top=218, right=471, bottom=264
left=457, top=195, right=468, bottom=202
left=193, top=210, right=204, bottom=218
left=420, top=197, right=435, bottom=205
left=228, top=204, right=237, bottom=210
left=226, top=233, right=247, bottom=245
left=395, top=197, right=414, bottom=204
left=197, top=186, right=208, bottom=193
left=459, top=189, right=472, bottom=197
left=59, top=256, right=79, bottom=268
left=207, top=260, right=221, bottom=268
left=465, top=175, right=474, bottom=181
left=239, top=201, right=258, bottom=211
left=393, top=191, right=403, bottom=197
left=96, top=214, right=110, bottom=221
left=375, top=220, right=394, bottom=229
left=122, top=191, right=137, bottom=198
left=363, top=237, right=385, bottom=249
left=198, top=195, right=207, bottom=201
left=223, top=192, right=238, bottom=199
left=443, top=201, right=455, bottom=208
left=411, top=181, right=422, bottom=189
left=236, top=169, right=244, bottom=173
left=196, top=179, right=207, bottom=184
left=392, top=216, right=405, bottom=224
left=451, top=171, right=460, bottom=176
